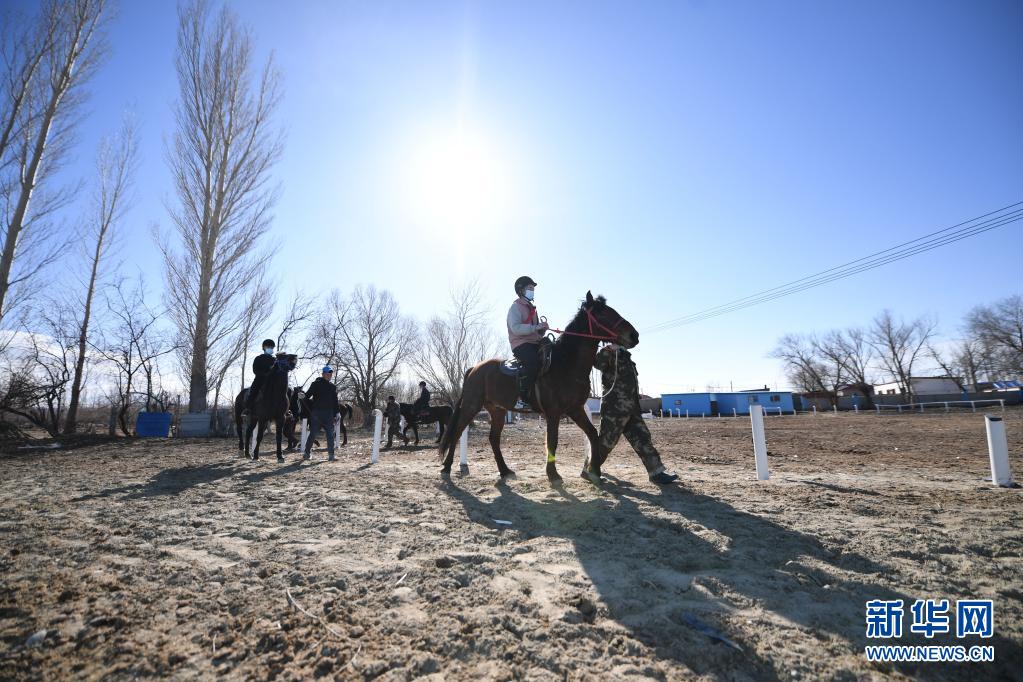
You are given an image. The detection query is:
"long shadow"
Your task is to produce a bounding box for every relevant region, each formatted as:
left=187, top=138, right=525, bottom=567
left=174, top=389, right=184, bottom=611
left=239, top=460, right=321, bottom=484
left=439, top=477, right=1022, bottom=680
left=74, top=461, right=245, bottom=502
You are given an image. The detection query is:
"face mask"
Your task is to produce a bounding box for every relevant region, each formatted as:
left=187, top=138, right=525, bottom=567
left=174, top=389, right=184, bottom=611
left=524, top=289, right=535, bottom=301
left=263, top=347, right=274, bottom=355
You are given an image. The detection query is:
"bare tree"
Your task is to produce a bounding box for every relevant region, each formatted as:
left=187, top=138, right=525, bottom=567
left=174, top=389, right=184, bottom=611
left=160, top=0, right=283, bottom=413
left=0, top=301, right=78, bottom=436
left=305, top=290, right=353, bottom=392
left=0, top=0, right=109, bottom=324
left=966, top=294, right=1023, bottom=377
left=64, top=117, right=137, bottom=433
left=770, top=334, right=832, bottom=396
left=868, top=310, right=937, bottom=401
left=410, top=281, right=501, bottom=405
left=330, top=285, right=417, bottom=417
left=93, top=279, right=176, bottom=435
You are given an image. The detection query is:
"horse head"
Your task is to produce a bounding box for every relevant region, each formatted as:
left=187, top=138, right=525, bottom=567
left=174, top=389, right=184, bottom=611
left=275, top=353, right=298, bottom=372
left=576, top=291, right=639, bottom=348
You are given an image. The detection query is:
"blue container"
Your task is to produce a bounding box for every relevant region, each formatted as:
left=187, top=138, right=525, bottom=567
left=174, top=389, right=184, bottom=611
left=136, top=412, right=173, bottom=438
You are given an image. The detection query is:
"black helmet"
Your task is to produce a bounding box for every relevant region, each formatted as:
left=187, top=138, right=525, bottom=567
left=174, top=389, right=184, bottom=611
left=419, top=381, right=427, bottom=387
left=261, top=338, right=275, bottom=348
left=514, top=276, right=537, bottom=296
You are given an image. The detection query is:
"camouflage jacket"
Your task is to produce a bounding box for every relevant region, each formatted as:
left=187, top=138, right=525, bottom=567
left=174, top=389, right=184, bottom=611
left=593, top=347, right=641, bottom=417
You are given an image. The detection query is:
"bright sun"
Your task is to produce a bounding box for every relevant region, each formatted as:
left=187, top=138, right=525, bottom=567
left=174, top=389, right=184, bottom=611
left=406, top=128, right=512, bottom=231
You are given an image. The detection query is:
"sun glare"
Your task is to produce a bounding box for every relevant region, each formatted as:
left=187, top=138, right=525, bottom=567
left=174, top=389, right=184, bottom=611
left=406, top=128, right=512, bottom=231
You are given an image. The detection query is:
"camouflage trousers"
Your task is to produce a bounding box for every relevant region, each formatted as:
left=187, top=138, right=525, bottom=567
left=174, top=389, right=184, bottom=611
left=386, top=417, right=406, bottom=446
left=597, top=414, right=665, bottom=476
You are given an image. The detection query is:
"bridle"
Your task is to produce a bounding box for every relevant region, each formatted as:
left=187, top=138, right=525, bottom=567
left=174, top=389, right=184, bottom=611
left=548, top=307, right=625, bottom=342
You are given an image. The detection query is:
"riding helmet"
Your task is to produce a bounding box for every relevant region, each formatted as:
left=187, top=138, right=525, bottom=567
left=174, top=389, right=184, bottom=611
left=514, top=276, right=537, bottom=296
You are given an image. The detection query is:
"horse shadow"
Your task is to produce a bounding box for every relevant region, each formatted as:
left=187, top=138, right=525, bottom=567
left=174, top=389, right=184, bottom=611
left=439, top=477, right=1021, bottom=680
left=74, top=462, right=244, bottom=502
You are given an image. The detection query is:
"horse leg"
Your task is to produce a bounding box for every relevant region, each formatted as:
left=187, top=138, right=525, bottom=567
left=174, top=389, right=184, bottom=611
left=487, top=406, right=514, bottom=478
left=568, top=406, right=603, bottom=482
left=545, top=413, right=563, bottom=484
left=412, top=421, right=420, bottom=446
left=276, top=417, right=285, bottom=463
left=442, top=397, right=481, bottom=474
left=244, top=416, right=253, bottom=459
left=340, top=421, right=347, bottom=446
left=254, top=420, right=266, bottom=460
left=236, top=414, right=244, bottom=451
left=436, top=416, right=445, bottom=444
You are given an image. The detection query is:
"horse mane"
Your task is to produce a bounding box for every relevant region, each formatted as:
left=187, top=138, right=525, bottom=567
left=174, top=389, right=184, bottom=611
left=551, top=295, right=607, bottom=359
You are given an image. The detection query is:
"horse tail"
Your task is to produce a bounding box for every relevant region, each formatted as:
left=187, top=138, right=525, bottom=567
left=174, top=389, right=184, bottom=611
left=438, top=392, right=464, bottom=459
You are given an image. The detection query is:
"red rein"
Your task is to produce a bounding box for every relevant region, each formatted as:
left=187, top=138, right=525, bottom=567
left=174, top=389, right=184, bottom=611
left=548, top=309, right=623, bottom=342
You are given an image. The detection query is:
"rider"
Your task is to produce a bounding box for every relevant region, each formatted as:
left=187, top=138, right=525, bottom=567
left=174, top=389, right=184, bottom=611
left=244, top=338, right=277, bottom=413
left=412, top=381, right=431, bottom=418
left=507, top=276, right=548, bottom=408
left=302, top=365, right=341, bottom=461
left=590, top=344, right=679, bottom=485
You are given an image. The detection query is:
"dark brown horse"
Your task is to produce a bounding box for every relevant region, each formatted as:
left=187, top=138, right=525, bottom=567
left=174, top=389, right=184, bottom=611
left=232, top=353, right=297, bottom=462
left=439, top=292, right=637, bottom=483
left=400, top=403, right=453, bottom=445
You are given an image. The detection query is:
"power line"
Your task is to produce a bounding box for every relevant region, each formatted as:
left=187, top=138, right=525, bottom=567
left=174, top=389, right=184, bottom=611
left=645, top=202, right=1023, bottom=334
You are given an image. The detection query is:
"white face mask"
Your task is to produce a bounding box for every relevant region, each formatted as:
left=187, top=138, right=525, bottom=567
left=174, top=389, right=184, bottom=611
left=524, top=289, right=535, bottom=301
left=263, top=347, right=274, bottom=355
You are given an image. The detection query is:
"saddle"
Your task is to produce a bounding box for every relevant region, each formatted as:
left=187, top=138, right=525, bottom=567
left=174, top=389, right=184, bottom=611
left=499, top=342, right=553, bottom=378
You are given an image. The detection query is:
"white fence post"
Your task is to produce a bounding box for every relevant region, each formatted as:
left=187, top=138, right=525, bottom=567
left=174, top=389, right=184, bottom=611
left=944, top=402, right=949, bottom=412
left=875, top=405, right=880, bottom=415
left=732, top=408, right=737, bottom=417
left=1001, top=399, right=1006, bottom=412
left=334, top=417, right=341, bottom=449
left=459, top=428, right=468, bottom=467
left=370, top=409, right=383, bottom=464
left=812, top=405, right=817, bottom=417
left=985, top=415, right=1013, bottom=487
left=685, top=410, right=689, bottom=419
left=751, top=404, right=769, bottom=480
left=920, top=402, right=925, bottom=413
left=300, top=418, right=308, bottom=453
left=854, top=405, right=859, bottom=414
left=971, top=401, right=976, bottom=413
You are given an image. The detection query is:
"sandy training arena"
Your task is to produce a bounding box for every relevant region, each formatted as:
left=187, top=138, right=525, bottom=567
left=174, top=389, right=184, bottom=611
left=1, top=411, right=1021, bottom=680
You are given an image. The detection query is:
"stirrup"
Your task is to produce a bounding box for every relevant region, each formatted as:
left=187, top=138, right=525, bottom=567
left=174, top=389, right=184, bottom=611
left=513, top=399, right=528, bottom=410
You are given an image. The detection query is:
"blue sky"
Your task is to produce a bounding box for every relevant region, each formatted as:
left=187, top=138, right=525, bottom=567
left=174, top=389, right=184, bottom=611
left=32, top=0, right=1023, bottom=396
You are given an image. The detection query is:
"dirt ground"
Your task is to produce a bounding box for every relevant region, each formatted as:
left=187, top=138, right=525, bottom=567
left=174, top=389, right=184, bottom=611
left=1, top=408, right=1021, bottom=680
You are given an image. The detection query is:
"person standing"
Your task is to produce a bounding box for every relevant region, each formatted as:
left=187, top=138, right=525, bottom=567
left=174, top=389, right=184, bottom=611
left=303, top=365, right=341, bottom=461
left=591, top=344, right=678, bottom=485
left=384, top=395, right=407, bottom=447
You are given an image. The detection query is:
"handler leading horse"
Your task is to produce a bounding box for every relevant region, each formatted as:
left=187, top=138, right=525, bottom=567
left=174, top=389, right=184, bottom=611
left=233, top=353, right=297, bottom=462
left=439, top=292, right=638, bottom=483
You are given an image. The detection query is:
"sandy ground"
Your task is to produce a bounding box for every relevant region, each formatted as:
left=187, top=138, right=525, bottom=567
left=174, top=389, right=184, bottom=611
left=1, top=409, right=1021, bottom=680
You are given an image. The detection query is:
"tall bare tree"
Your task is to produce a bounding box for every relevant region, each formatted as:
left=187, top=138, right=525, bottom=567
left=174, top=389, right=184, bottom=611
left=967, top=294, right=1023, bottom=377
left=410, top=282, right=501, bottom=405
left=64, top=117, right=137, bottom=433
left=160, top=0, right=283, bottom=413
left=329, top=285, right=417, bottom=417
left=0, top=0, right=109, bottom=325
left=93, top=278, right=175, bottom=435
left=868, top=310, right=937, bottom=401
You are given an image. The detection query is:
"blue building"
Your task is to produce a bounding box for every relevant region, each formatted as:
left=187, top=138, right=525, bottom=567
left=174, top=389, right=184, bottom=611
left=661, top=390, right=794, bottom=416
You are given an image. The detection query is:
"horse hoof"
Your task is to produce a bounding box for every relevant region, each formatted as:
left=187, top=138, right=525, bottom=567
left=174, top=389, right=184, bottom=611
left=499, top=469, right=516, bottom=479
left=277, top=457, right=285, bottom=463
left=581, top=469, right=603, bottom=484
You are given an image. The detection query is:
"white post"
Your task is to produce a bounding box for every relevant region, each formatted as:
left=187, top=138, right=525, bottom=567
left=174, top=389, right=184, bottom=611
left=898, top=405, right=902, bottom=413
left=685, top=410, right=689, bottom=419
left=370, top=409, right=383, bottom=464
left=920, top=402, right=924, bottom=413
left=436, top=421, right=441, bottom=435
left=854, top=405, right=859, bottom=414
left=971, top=401, right=976, bottom=413
left=833, top=405, right=838, bottom=415
left=300, top=418, right=309, bottom=452
left=944, top=402, right=949, bottom=413
left=732, top=408, right=737, bottom=417
left=1001, top=399, right=1005, bottom=412
left=985, top=415, right=1012, bottom=487
left=750, top=404, right=769, bottom=481
left=676, top=409, right=681, bottom=418
left=875, top=405, right=880, bottom=415
left=812, top=405, right=817, bottom=417
left=459, top=428, right=468, bottom=467
left=334, top=417, right=341, bottom=448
